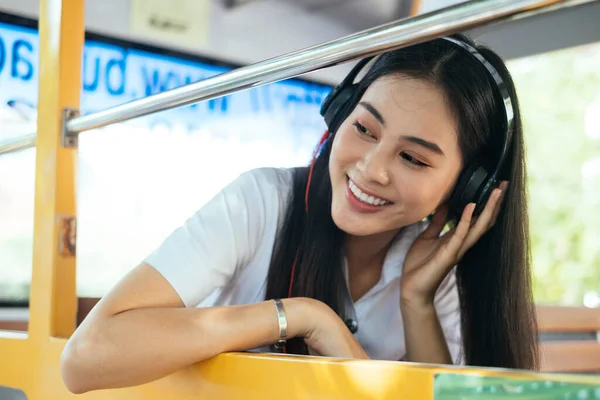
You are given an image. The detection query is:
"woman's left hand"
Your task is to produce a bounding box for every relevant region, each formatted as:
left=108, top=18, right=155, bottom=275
left=400, top=181, right=508, bottom=307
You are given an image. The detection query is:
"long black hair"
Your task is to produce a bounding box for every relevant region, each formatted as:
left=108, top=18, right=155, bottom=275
left=265, top=34, right=539, bottom=369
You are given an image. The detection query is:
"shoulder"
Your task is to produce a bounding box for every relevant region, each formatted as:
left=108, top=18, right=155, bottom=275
left=212, top=166, right=298, bottom=247
left=226, top=167, right=295, bottom=205
left=143, top=167, right=296, bottom=307
left=236, top=167, right=295, bottom=193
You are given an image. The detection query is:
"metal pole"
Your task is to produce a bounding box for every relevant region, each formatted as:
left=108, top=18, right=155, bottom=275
left=0, top=134, right=36, bottom=155
left=63, top=0, right=593, bottom=134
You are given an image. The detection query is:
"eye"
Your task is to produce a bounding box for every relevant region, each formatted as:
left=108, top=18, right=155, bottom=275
left=353, top=121, right=372, bottom=137
left=400, top=152, right=428, bottom=168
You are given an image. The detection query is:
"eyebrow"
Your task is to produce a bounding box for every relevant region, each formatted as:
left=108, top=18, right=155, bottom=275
left=358, top=101, right=445, bottom=156
left=402, top=135, right=445, bottom=156
left=359, top=102, right=385, bottom=125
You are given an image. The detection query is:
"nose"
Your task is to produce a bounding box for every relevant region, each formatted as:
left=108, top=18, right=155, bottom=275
left=356, top=145, right=391, bottom=186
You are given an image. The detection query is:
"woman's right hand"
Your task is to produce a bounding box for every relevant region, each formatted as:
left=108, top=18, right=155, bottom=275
left=290, top=298, right=369, bottom=360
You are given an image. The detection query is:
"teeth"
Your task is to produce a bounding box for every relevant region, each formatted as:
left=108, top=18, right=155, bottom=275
left=349, top=180, right=389, bottom=206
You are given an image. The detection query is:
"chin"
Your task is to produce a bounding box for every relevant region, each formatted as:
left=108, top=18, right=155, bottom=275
left=330, top=207, right=386, bottom=236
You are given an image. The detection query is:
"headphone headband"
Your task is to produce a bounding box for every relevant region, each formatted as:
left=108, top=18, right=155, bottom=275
left=319, top=57, right=376, bottom=129
left=441, top=37, right=514, bottom=185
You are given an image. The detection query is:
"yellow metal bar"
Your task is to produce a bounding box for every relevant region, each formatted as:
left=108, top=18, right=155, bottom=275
left=34, top=340, right=600, bottom=399
left=0, top=336, right=32, bottom=393
left=28, top=0, right=84, bottom=342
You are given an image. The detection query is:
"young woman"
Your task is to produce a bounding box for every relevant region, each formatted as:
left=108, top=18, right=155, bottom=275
left=60, top=33, right=539, bottom=394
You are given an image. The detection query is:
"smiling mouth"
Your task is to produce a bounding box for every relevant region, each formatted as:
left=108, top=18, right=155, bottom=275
left=347, top=177, right=393, bottom=207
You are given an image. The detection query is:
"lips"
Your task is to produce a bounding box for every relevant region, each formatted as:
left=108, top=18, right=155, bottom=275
left=345, top=177, right=393, bottom=214
left=347, top=177, right=392, bottom=206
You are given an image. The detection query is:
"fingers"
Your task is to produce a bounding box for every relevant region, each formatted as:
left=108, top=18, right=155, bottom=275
left=459, top=181, right=507, bottom=257
left=440, top=203, right=475, bottom=262
left=452, top=202, right=475, bottom=244
left=420, top=203, right=449, bottom=239
left=489, top=181, right=508, bottom=226
left=422, top=181, right=508, bottom=270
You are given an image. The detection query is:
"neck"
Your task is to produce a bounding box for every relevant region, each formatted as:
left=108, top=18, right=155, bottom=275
left=345, top=229, right=401, bottom=274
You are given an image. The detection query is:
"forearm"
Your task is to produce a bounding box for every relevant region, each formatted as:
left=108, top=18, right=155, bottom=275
left=61, top=299, right=307, bottom=393
left=400, top=300, right=453, bottom=365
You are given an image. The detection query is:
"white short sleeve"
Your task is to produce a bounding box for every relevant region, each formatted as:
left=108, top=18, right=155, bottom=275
left=434, top=268, right=464, bottom=365
left=144, top=168, right=292, bottom=307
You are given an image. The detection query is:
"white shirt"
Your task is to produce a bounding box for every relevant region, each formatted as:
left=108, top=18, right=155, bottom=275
left=144, top=167, right=463, bottom=363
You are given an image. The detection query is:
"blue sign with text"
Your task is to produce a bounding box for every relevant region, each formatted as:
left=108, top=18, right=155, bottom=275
left=0, top=21, right=332, bottom=132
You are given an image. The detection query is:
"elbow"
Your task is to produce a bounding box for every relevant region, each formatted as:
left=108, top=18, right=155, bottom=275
left=60, top=335, right=98, bottom=394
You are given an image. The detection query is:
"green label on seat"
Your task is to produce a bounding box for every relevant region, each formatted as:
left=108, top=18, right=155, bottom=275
left=434, top=373, right=600, bottom=399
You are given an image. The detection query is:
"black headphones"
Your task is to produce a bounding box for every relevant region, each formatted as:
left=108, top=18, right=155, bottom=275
left=319, top=36, right=514, bottom=220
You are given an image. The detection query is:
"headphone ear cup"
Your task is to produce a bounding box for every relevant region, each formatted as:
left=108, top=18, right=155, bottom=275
left=449, top=162, right=489, bottom=218
left=473, top=174, right=498, bottom=215
left=320, top=56, right=377, bottom=133
left=321, top=85, right=356, bottom=132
